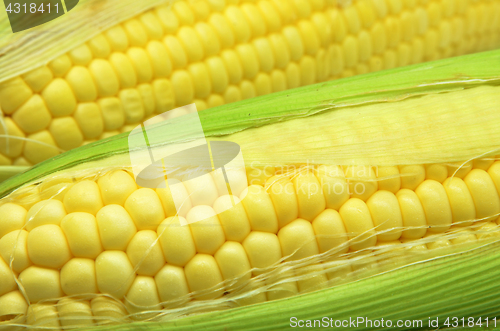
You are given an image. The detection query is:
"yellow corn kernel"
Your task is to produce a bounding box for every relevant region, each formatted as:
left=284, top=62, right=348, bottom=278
left=477, top=222, right=500, bottom=240
left=109, top=52, right=137, bottom=88
left=415, top=180, right=453, bottom=233
left=296, top=264, right=328, bottom=294
left=27, top=224, right=71, bottom=268
left=73, top=102, right=104, bottom=138
left=488, top=161, right=500, bottom=196
left=49, top=117, right=84, bottom=151
left=22, top=66, right=53, bottom=93
left=163, top=35, right=188, bottom=69
left=292, top=170, right=325, bottom=221
left=396, top=189, right=428, bottom=239
left=195, top=23, right=220, bottom=58
left=443, top=177, right=476, bottom=226
left=138, top=84, right=156, bottom=116
left=236, top=43, right=260, bottom=80
left=279, top=219, right=319, bottom=260
left=151, top=79, right=174, bottom=114
left=376, top=166, right=401, bottom=193
left=316, top=165, right=350, bottom=211
left=126, top=276, right=162, bottom=317
left=0, top=203, right=27, bottom=239
left=123, top=19, right=148, bottom=47
left=170, top=70, right=194, bottom=106
left=19, top=266, right=63, bottom=302
left=88, top=34, right=112, bottom=58
left=26, top=303, right=60, bottom=330
left=184, top=254, right=224, bottom=300
left=41, top=78, right=77, bottom=117
left=57, top=298, right=94, bottom=328
left=25, top=199, right=66, bottom=231
left=366, top=190, right=403, bottom=241
left=345, top=165, right=378, bottom=201
left=312, top=209, right=349, bottom=254
left=89, top=59, right=120, bottom=97
left=63, top=180, right=103, bottom=215
left=426, top=235, right=452, bottom=250
left=224, top=5, right=251, bottom=43
left=95, top=251, right=135, bottom=299
left=97, top=171, right=137, bottom=206
left=252, top=38, right=275, bottom=73
left=23, top=130, right=59, bottom=164
left=241, top=185, right=279, bottom=233
left=68, top=44, right=93, bottom=66
left=119, top=89, right=145, bottom=124
left=60, top=258, right=98, bottom=296
left=464, top=169, right=500, bottom=222
left=399, top=165, right=426, bottom=190
left=11, top=95, right=52, bottom=134
left=65, top=66, right=97, bottom=102
left=266, top=175, right=299, bottom=228
left=266, top=268, right=299, bottom=301
left=48, top=54, right=72, bottom=77
left=253, top=72, right=272, bottom=96
left=178, top=27, right=205, bottom=63
left=0, top=229, right=31, bottom=272
left=90, top=296, right=127, bottom=325
left=127, top=230, right=165, bottom=276
left=339, top=198, right=377, bottom=251
left=214, top=241, right=251, bottom=290
left=425, top=163, right=448, bottom=183
left=96, top=204, right=137, bottom=251
left=473, top=158, right=495, bottom=171
left=242, top=231, right=281, bottom=274
left=270, top=69, right=287, bottom=92
left=124, top=188, right=165, bottom=230
left=139, top=11, right=164, bottom=40
left=147, top=41, right=173, bottom=79
left=187, top=205, right=225, bottom=254
left=213, top=195, right=251, bottom=242
left=156, top=216, right=195, bottom=267
left=61, top=212, right=103, bottom=259
left=155, top=264, right=190, bottom=308
left=188, top=62, right=212, bottom=99
left=156, top=180, right=191, bottom=218
left=0, top=118, right=25, bottom=160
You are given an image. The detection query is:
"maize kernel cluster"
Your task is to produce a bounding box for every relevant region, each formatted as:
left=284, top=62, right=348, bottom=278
left=1, top=158, right=500, bottom=326
left=1, top=0, right=499, bottom=166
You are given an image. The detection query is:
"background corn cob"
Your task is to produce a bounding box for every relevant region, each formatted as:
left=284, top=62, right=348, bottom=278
left=1, top=48, right=500, bottom=328
left=1, top=0, right=500, bottom=167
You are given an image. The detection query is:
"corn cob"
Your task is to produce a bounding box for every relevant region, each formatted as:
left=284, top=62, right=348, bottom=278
left=1, top=0, right=500, bottom=167
left=2, top=157, right=500, bottom=327
left=1, top=49, right=500, bottom=328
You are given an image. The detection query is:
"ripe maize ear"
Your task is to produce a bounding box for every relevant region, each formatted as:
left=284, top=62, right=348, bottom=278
left=1, top=0, right=500, bottom=168
left=1, top=49, right=500, bottom=329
